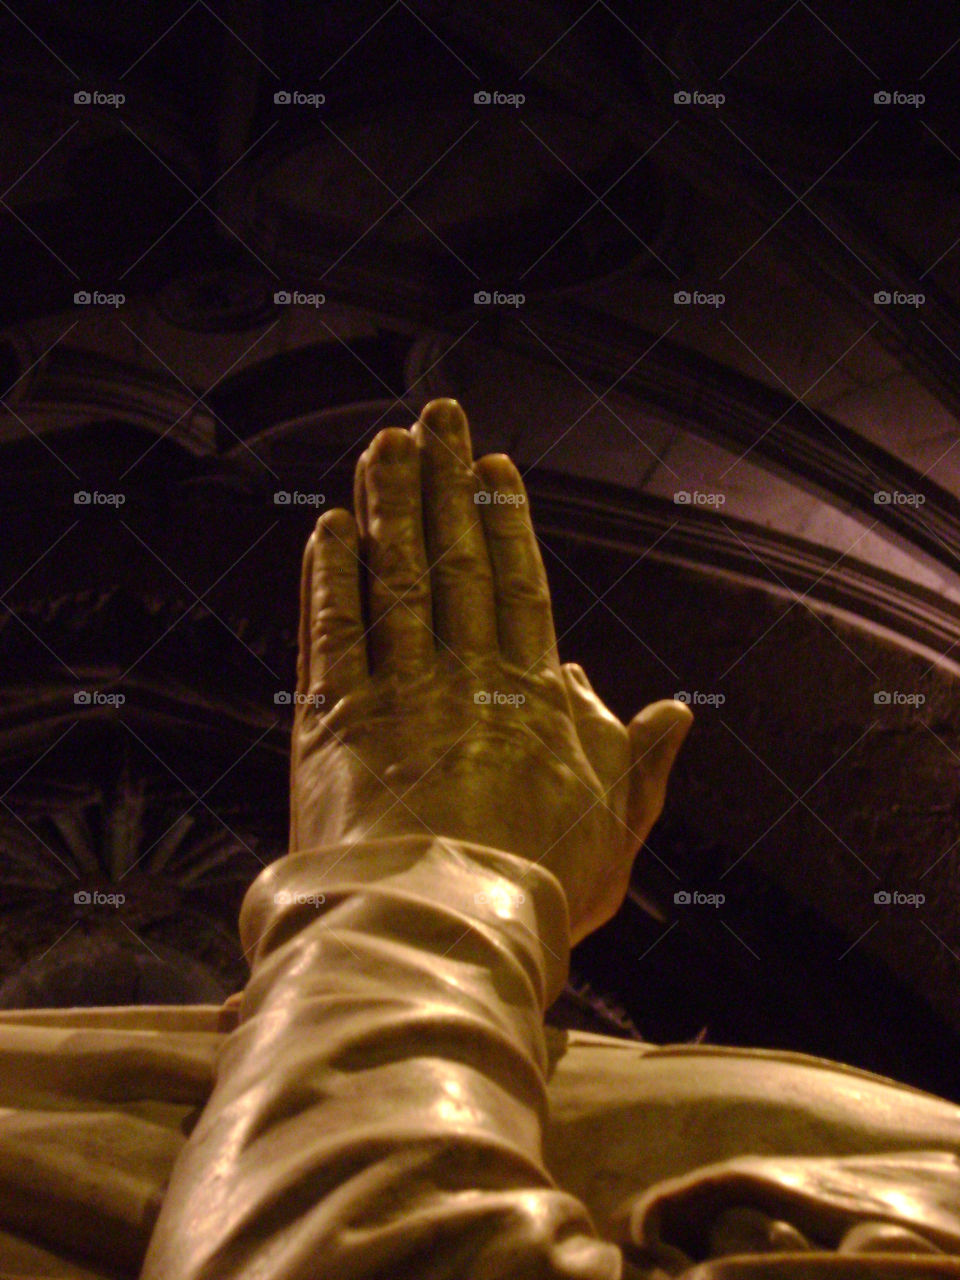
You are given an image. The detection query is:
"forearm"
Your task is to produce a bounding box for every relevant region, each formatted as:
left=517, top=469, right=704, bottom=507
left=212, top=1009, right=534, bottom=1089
left=140, top=834, right=622, bottom=1280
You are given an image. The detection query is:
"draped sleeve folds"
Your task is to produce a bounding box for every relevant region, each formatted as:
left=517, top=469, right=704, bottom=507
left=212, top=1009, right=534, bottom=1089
left=141, top=833, right=625, bottom=1279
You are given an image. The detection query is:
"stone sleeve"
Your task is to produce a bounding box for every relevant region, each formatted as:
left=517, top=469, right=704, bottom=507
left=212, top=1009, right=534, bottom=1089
left=139, top=834, right=623, bottom=1280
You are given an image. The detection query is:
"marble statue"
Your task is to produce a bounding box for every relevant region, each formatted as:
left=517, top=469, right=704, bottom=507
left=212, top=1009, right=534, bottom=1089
left=1, top=400, right=960, bottom=1278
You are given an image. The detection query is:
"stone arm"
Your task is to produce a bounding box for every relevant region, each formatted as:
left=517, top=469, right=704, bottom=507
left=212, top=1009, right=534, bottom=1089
left=141, top=399, right=690, bottom=1280
left=140, top=832, right=623, bottom=1279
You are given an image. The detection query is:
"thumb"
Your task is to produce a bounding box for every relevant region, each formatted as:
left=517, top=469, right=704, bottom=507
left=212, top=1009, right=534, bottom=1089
left=625, top=699, right=693, bottom=845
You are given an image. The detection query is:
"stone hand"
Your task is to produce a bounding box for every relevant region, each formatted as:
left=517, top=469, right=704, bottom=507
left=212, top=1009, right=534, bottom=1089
left=289, top=399, right=692, bottom=944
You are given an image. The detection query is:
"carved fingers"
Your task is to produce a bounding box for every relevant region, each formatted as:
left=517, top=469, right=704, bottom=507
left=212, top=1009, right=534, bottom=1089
left=302, top=508, right=366, bottom=707
left=356, top=428, right=433, bottom=676
left=410, top=399, right=498, bottom=667
left=473, top=453, right=559, bottom=673
left=297, top=399, right=560, bottom=697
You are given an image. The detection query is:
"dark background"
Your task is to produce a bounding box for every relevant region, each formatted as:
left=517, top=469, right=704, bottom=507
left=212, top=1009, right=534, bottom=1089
left=1, top=0, right=959, bottom=1101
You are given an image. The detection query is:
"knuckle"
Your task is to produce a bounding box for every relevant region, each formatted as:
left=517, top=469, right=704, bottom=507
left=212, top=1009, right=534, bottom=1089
left=370, top=571, right=429, bottom=608
left=433, top=545, right=495, bottom=585
left=496, top=570, right=551, bottom=609
left=317, top=563, right=358, bottom=582
left=432, top=566, right=496, bottom=602
left=312, top=606, right=363, bottom=642
left=369, top=503, right=416, bottom=532
left=427, top=464, right=477, bottom=497
left=373, top=537, right=425, bottom=579
left=314, top=550, right=357, bottom=580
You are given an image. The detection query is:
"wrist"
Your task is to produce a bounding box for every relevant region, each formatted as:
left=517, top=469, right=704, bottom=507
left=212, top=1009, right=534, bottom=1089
left=243, top=832, right=573, bottom=1008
